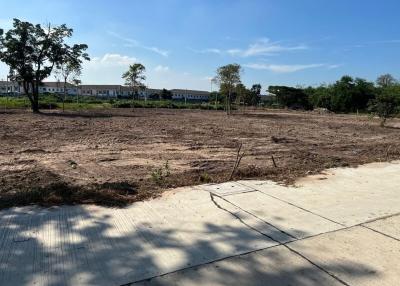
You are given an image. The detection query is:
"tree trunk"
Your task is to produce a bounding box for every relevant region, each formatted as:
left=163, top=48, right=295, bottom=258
left=63, top=78, right=67, bottom=112
left=131, top=86, right=135, bottom=112
left=24, top=81, right=40, bottom=113
left=32, top=81, right=40, bottom=113
left=227, top=90, right=231, bottom=115
left=32, top=96, right=39, bottom=113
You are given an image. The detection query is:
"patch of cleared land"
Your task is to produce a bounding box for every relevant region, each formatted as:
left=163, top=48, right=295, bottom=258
left=0, top=108, right=399, bottom=208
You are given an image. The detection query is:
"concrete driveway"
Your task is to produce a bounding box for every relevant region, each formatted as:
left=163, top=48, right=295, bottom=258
left=0, top=161, right=399, bottom=286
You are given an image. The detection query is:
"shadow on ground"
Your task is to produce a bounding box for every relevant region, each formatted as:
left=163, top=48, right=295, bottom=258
left=0, top=203, right=378, bottom=286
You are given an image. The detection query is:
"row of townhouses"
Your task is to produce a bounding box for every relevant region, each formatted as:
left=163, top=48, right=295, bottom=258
left=0, top=81, right=210, bottom=101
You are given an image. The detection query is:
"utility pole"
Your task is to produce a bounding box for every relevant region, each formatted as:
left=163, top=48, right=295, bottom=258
left=185, top=89, right=187, bottom=106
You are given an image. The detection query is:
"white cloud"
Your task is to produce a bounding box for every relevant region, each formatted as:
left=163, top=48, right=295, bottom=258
left=192, top=38, right=308, bottom=58
left=240, top=38, right=308, bottom=57
left=90, top=53, right=137, bottom=66
left=227, top=49, right=242, bottom=56
left=154, top=65, right=170, bottom=72
left=327, top=64, right=343, bottom=69
left=189, top=48, right=222, bottom=54
left=81, top=53, right=138, bottom=84
left=108, top=31, right=169, bottom=57
left=244, top=63, right=325, bottom=73
left=145, top=46, right=169, bottom=57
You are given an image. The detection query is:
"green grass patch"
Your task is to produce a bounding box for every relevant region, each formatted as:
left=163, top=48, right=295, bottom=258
left=0, top=95, right=224, bottom=111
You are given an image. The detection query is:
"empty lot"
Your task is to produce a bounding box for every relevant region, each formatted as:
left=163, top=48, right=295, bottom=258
left=0, top=108, right=399, bottom=208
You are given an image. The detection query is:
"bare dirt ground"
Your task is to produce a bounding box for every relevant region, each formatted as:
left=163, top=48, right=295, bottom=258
left=0, top=108, right=399, bottom=208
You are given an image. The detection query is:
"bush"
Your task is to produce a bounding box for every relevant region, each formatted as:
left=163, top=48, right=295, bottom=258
left=368, top=88, right=400, bottom=126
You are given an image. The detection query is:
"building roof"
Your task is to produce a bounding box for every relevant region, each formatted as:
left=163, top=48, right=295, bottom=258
left=0, top=81, right=21, bottom=86
left=0, top=81, right=211, bottom=95
left=171, top=89, right=210, bottom=95
left=40, top=82, right=76, bottom=88
left=80, top=85, right=121, bottom=89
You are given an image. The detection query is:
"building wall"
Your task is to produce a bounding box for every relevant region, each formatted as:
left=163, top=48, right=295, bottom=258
left=0, top=82, right=210, bottom=101
left=0, top=82, right=21, bottom=95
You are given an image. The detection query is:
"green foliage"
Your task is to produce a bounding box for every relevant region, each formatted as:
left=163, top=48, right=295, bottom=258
left=199, top=172, right=211, bottom=183
left=249, top=84, right=262, bottom=106
left=208, top=91, right=225, bottom=105
left=268, top=86, right=311, bottom=110
left=368, top=85, right=400, bottom=126
left=151, top=161, right=171, bottom=186
left=216, top=63, right=242, bottom=114
left=160, top=89, right=173, bottom=100
left=376, top=74, right=397, bottom=88
left=300, top=75, right=395, bottom=113
left=0, top=19, right=89, bottom=112
left=122, top=63, right=146, bottom=98
left=328, top=76, right=375, bottom=112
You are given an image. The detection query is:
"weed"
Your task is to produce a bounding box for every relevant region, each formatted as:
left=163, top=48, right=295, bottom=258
left=199, top=172, right=211, bottom=183
left=151, top=160, right=171, bottom=186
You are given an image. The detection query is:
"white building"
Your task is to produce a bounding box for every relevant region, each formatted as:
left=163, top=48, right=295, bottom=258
left=171, top=89, right=209, bottom=101
left=0, top=81, right=210, bottom=101
left=79, top=85, right=121, bottom=97
left=39, top=82, right=78, bottom=95
left=0, top=81, right=21, bottom=95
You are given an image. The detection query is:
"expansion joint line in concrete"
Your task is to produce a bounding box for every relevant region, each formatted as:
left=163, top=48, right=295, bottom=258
left=209, top=192, right=297, bottom=240
left=207, top=192, right=352, bottom=286
left=235, top=182, right=346, bottom=227
left=126, top=188, right=400, bottom=286
left=360, top=225, right=400, bottom=242
left=234, top=182, right=400, bottom=243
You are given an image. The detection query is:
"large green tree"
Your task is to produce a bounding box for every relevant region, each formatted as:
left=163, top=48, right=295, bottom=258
left=0, top=19, right=89, bottom=112
left=215, top=63, right=242, bottom=115
left=330, top=76, right=376, bottom=112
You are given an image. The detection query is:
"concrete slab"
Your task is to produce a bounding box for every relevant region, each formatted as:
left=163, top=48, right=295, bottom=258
left=134, top=246, right=343, bottom=286
left=200, top=182, right=256, bottom=196
left=0, top=188, right=278, bottom=286
left=1, top=161, right=400, bottom=285
left=364, top=214, right=400, bottom=240
left=289, top=226, right=400, bottom=286
left=222, top=191, right=342, bottom=239
left=239, top=161, right=400, bottom=226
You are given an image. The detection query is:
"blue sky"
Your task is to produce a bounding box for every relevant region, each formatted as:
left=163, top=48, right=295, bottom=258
left=0, top=0, right=399, bottom=91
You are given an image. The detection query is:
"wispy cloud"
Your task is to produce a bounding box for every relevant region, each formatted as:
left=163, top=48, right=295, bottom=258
left=154, top=65, right=170, bottom=72
left=240, top=38, right=308, bottom=57
left=244, top=63, right=330, bottom=73
left=108, top=31, right=169, bottom=57
left=188, top=48, right=222, bottom=55
left=89, top=53, right=137, bottom=66
left=191, top=38, right=308, bottom=57
left=326, top=64, right=343, bottom=69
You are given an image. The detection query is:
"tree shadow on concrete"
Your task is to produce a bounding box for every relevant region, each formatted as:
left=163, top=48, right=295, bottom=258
left=0, top=199, right=379, bottom=286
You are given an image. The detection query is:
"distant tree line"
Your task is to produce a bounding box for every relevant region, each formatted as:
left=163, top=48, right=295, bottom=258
left=214, top=63, right=399, bottom=125
left=268, top=74, right=400, bottom=125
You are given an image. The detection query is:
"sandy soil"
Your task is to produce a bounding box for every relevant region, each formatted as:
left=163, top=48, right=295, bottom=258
left=0, top=108, right=399, bottom=208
